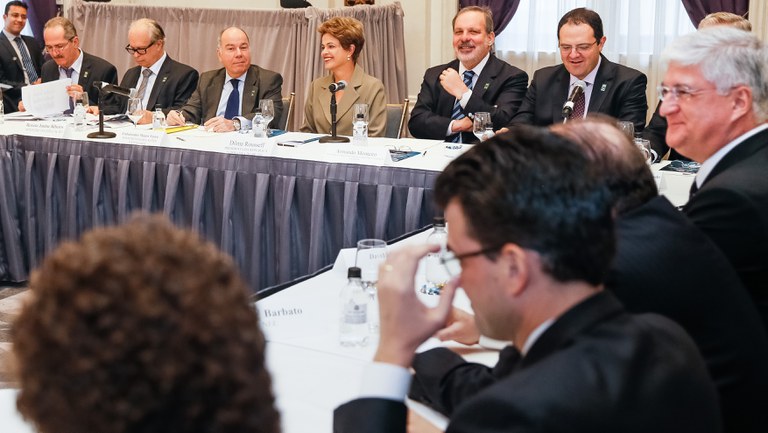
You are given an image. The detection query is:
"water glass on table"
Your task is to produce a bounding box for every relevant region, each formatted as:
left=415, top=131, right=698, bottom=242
left=634, top=138, right=658, bottom=164
left=356, top=238, right=387, bottom=333
left=472, top=112, right=494, bottom=142
left=259, top=99, right=274, bottom=131
left=616, top=121, right=635, bottom=141
left=127, top=98, right=144, bottom=127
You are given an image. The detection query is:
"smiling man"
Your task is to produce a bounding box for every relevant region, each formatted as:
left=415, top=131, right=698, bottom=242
left=408, top=6, right=528, bottom=143
left=118, top=19, right=198, bottom=123
left=0, top=1, right=43, bottom=113
left=509, top=8, right=647, bottom=130
left=659, top=27, right=768, bottom=333
left=37, top=17, right=118, bottom=113
left=166, top=26, right=282, bottom=133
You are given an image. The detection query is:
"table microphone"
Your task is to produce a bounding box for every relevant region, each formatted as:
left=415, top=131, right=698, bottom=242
left=87, top=83, right=137, bottom=139
left=562, top=80, right=586, bottom=118
left=94, top=82, right=135, bottom=98
left=328, top=80, right=347, bottom=93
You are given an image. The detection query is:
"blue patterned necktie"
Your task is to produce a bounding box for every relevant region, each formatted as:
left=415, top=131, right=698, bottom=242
left=14, top=36, right=38, bottom=83
left=224, top=78, right=240, bottom=119
left=450, top=70, right=475, bottom=142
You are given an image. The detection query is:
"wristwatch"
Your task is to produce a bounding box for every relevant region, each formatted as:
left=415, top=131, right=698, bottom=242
left=232, top=118, right=241, bottom=131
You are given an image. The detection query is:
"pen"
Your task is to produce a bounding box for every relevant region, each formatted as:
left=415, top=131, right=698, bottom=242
left=422, top=150, right=427, bottom=157
left=176, top=137, right=187, bottom=142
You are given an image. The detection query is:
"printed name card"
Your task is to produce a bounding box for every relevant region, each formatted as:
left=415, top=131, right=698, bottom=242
left=23, top=121, right=69, bottom=138
left=116, top=130, right=167, bottom=147
left=223, top=136, right=276, bottom=156
left=652, top=171, right=665, bottom=192
left=324, top=144, right=391, bottom=166
left=257, top=303, right=316, bottom=340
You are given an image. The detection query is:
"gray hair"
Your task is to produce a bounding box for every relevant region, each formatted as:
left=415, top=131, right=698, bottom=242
left=661, top=26, right=768, bottom=121
left=129, top=18, right=165, bottom=44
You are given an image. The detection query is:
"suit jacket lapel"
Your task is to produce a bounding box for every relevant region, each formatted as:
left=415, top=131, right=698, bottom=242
left=79, top=53, right=92, bottom=88
left=242, top=65, right=259, bottom=115
left=208, top=69, right=227, bottom=116
left=335, top=64, right=364, bottom=122
left=550, top=66, right=570, bottom=124
left=438, top=59, right=461, bottom=117
left=469, top=56, right=499, bottom=106
left=0, top=33, right=25, bottom=73
left=703, top=127, right=768, bottom=188
left=588, top=55, right=613, bottom=113
left=147, top=57, right=172, bottom=111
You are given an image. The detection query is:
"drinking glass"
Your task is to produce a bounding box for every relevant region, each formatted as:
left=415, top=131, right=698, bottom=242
left=633, top=138, right=658, bottom=164
left=72, top=91, right=88, bottom=109
left=617, top=121, right=635, bottom=141
left=355, top=238, right=387, bottom=294
left=473, top=112, right=494, bottom=142
left=126, top=98, right=144, bottom=127
left=353, top=103, right=369, bottom=123
left=259, top=99, right=274, bottom=130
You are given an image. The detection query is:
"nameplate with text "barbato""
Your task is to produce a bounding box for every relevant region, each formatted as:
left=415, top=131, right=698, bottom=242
left=116, top=130, right=167, bottom=147
left=325, top=144, right=391, bottom=166
left=223, top=137, right=276, bottom=156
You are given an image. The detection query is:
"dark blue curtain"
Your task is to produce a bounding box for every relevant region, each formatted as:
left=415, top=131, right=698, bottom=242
left=25, top=0, right=57, bottom=43
left=680, top=0, right=749, bottom=27
left=458, top=0, right=521, bottom=35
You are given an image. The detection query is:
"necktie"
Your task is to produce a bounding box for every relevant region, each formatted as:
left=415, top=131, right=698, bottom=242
left=450, top=70, right=475, bottom=142
left=14, top=36, right=38, bottom=83
left=136, top=68, right=152, bottom=101
left=689, top=179, right=699, bottom=198
left=569, top=85, right=586, bottom=120
left=224, top=78, right=240, bottom=119
left=64, top=67, right=74, bottom=114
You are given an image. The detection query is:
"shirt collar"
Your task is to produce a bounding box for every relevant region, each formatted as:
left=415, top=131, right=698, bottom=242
left=62, top=49, right=84, bottom=75
left=2, top=28, right=21, bottom=41
left=520, top=318, right=555, bottom=355
left=143, top=52, right=167, bottom=76
left=225, top=70, right=247, bottom=86
left=569, top=56, right=601, bottom=89
left=459, top=52, right=491, bottom=77
left=696, top=122, right=768, bottom=187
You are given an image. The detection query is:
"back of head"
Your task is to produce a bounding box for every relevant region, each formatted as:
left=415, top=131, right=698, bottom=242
left=662, top=26, right=768, bottom=122
left=434, top=125, right=614, bottom=286
left=558, top=7, right=603, bottom=40
left=12, top=214, right=280, bottom=433
left=550, top=117, right=658, bottom=215
left=698, top=12, right=751, bottom=31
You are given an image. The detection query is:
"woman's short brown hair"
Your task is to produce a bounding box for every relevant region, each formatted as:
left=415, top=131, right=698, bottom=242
left=318, top=16, right=365, bottom=63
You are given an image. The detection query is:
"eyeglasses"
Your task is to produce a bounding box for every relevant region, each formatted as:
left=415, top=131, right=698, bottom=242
left=657, top=85, right=719, bottom=102
left=43, top=38, right=73, bottom=55
left=558, top=41, right=599, bottom=54
left=440, top=244, right=503, bottom=277
left=125, top=41, right=156, bottom=55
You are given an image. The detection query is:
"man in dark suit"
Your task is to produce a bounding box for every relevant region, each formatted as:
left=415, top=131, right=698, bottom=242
left=659, top=27, right=768, bottom=332
left=0, top=1, right=43, bottom=113
left=166, top=26, right=282, bottom=133
left=414, top=119, right=768, bottom=433
left=509, top=8, right=646, bottom=130
left=333, top=127, right=721, bottom=433
left=118, top=18, right=198, bottom=122
left=408, top=6, right=528, bottom=143
left=28, top=17, right=118, bottom=113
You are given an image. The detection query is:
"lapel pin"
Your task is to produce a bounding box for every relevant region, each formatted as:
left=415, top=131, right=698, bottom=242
left=483, top=82, right=490, bottom=90
left=83, top=71, right=89, bottom=78
left=162, top=76, right=168, bottom=83
left=600, top=84, right=607, bottom=92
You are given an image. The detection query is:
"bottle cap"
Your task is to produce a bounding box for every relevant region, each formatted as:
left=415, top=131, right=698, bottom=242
left=347, top=266, right=362, bottom=278
left=433, top=216, right=446, bottom=227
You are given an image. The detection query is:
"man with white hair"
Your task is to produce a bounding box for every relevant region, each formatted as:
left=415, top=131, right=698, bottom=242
left=659, top=27, right=768, bottom=330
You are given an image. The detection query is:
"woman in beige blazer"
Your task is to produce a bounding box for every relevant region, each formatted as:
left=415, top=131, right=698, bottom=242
left=300, top=17, right=386, bottom=137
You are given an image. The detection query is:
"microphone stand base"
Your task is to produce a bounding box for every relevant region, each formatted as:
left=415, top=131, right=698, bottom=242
left=87, top=131, right=117, bottom=139
left=319, top=135, right=350, bottom=143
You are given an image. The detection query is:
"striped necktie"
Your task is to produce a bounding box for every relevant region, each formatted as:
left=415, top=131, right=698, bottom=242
left=450, top=70, right=475, bottom=142
left=14, top=36, right=38, bottom=83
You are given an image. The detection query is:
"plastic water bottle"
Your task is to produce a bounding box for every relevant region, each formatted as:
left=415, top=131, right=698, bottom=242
left=352, top=113, right=368, bottom=146
left=152, top=106, right=166, bottom=130
left=339, top=266, right=369, bottom=347
left=73, top=102, right=86, bottom=131
left=252, top=112, right=266, bottom=138
left=423, top=216, right=450, bottom=295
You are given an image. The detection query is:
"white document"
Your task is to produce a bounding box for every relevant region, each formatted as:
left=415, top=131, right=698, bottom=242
left=21, top=78, right=72, bottom=117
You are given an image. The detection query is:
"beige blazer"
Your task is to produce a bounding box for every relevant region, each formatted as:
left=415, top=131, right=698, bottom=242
left=300, top=64, right=386, bottom=137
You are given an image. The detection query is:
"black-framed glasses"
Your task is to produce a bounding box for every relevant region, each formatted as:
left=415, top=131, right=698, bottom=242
left=125, top=40, right=156, bottom=55
left=440, top=245, right=503, bottom=277
left=558, top=40, right=598, bottom=54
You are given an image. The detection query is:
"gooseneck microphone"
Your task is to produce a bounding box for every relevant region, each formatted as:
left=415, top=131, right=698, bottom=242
left=319, top=80, right=350, bottom=143
left=94, top=81, right=136, bottom=98
left=562, top=80, right=586, bottom=119
left=87, top=82, right=137, bottom=139
left=328, top=80, right=347, bottom=93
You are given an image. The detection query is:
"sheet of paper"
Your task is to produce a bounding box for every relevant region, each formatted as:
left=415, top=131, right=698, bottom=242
left=21, top=78, right=71, bottom=117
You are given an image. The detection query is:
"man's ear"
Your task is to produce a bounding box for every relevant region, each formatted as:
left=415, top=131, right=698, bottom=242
left=498, top=243, right=529, bottom=298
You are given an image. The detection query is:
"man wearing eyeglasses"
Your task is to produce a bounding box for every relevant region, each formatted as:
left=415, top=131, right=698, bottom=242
left=508, top=8, right=647, bottom=130
left=0, top=1, right=42, bottom=113
left=333, top=127, right=720, bottom=433
left=117, top=19, right=198, bottom=123
left=166, top=26, right=282, bottom=133
left=660, top=27, right=768, bottom=334
left=21, top=17, right=118, bottom=114
left=407, top=6, right=528, bottom=143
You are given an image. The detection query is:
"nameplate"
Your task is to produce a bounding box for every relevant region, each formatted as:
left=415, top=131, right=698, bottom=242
left=116, top=130, right=167, bottom=147
left=257, top=303, right=315, bottom=340
left=325, top=144, right=391, bottom=166
left=223, top=137, right=276, bottom=156
left=652, top=171, right=665, bottom=191
left=23, top=120, right=69, bottom=138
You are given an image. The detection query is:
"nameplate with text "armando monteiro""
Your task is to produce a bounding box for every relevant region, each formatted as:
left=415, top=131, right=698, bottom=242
left=324, top=143, right=391, bottom=166
left=224, top=136, right=276, bottom=156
